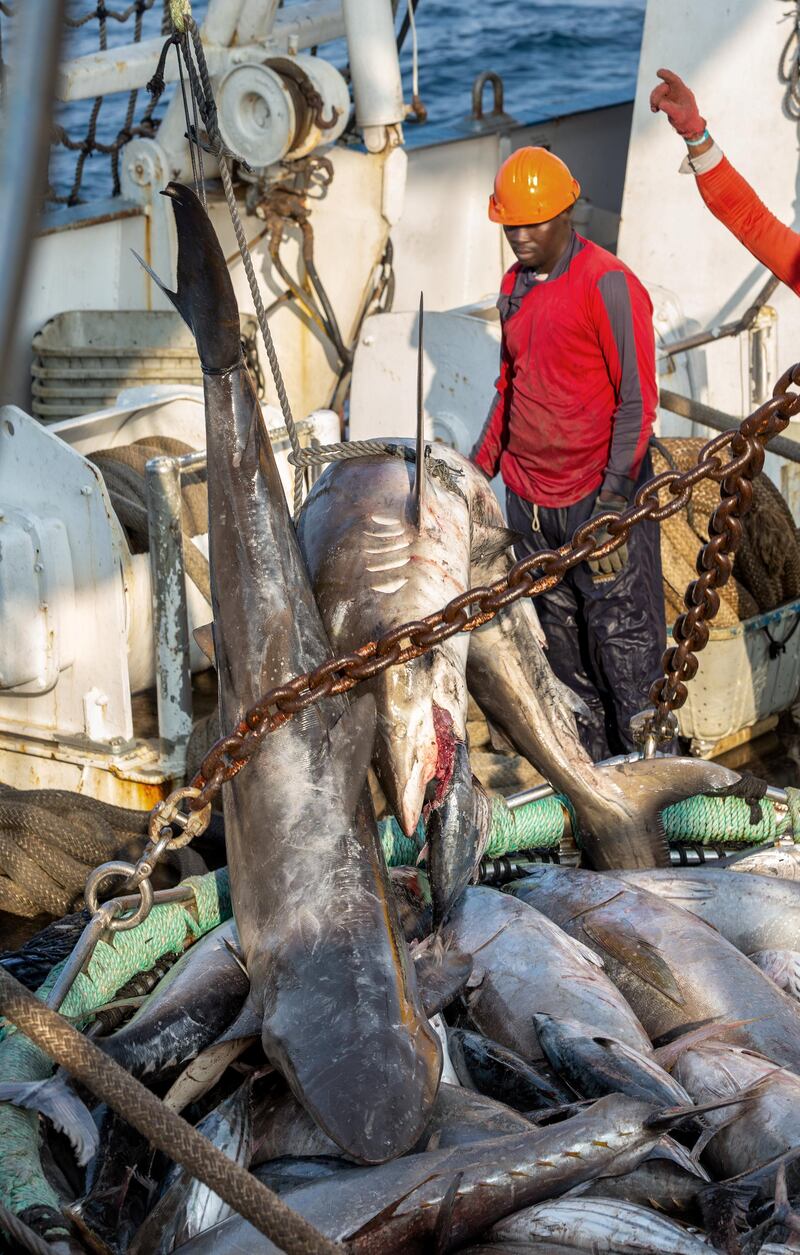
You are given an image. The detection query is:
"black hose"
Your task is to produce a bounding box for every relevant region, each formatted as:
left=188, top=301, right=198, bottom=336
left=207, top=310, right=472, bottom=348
left=304, top=251, right=353, bottom=368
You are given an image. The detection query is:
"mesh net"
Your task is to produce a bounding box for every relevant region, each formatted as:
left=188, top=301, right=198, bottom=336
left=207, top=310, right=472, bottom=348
left=0, top=0, right=211, bottom=206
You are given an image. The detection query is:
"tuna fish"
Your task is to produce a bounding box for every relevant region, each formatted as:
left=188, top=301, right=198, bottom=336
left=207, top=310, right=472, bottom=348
left=99, top=920, right=248, bottom=1079
left=489, top=1195, right=711, bottom=1253
left=129, top=1079, right=254, bottom=1254
left=573, top=1136, right=710, bottom=1221
left=749, top=949, right=800, bottom=1002
left=144, top=183, right=440, bottom=1162
left=730, top=844, right=800, bottom=879
left=466, top=468, right=743, bottom=870
left=441, top=886, right=652, bottom=1064
left=533, top=1014, right=692, bottom=1106
left=670, top=1039, right=800, bottom=1184
left=447, top=1027, right=573, bottom=1110
left=618, top=867, right=800, bottom=954
left=507, top=866, right=800, bottom=1073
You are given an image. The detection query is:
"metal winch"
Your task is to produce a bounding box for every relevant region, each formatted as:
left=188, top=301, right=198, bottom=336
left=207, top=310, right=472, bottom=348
left=216, top=55, right=350, bottom=168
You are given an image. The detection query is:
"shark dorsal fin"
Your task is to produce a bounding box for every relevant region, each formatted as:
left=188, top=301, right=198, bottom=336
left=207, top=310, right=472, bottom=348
left=414, top=291, right=426, bottom=527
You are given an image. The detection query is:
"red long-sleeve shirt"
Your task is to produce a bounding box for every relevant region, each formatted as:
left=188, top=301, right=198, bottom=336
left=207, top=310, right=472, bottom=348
left=471, top=232, right=657, bottom=507
left=694, top=154, right=800, bottom=295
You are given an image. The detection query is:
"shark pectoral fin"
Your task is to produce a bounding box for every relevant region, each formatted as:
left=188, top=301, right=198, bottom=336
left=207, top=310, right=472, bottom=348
left=608, top=758, right=742, bottom=813
left=469, top=525, right=521, bottom=571
left=193, top=622, right=216, bottom=665
left=328, top=694, right=378, bottom=817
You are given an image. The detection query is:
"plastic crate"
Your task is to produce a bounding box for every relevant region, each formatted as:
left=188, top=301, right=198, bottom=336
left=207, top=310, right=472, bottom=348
left=676, top=597, right=800, bottom=754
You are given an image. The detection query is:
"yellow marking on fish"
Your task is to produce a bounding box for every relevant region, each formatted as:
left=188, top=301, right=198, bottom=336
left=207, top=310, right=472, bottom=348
left=534, top=1160, right=554, bottom=1168
left=371, top=577, right=409, bottom=594
left=366, top=555, right=411, bottom=572
left=370, top=514, right=400, bottom=526
left=561, top=1151, right=583, bottom=1159
left=592, top=1140, right=612, bottom=1149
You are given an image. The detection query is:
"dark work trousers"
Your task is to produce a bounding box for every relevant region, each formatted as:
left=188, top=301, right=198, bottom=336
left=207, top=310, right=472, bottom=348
left=507, top=453, right=666, bottom=762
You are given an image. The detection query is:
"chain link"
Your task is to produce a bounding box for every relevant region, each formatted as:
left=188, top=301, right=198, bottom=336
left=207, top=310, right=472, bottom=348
left=137, top=364, right=798, bottom=845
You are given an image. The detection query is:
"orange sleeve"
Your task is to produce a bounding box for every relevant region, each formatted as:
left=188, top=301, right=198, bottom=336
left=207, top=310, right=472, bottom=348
left=696, top=155, right=800, bottom=295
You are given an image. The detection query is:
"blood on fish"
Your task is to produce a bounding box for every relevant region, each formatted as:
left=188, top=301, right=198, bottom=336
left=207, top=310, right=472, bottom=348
left=423, top=705, right=458, bottom=819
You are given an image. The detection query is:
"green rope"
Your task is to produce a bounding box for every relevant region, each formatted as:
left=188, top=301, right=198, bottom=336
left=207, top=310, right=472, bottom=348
left=485, top=794, right=565, bottom=855
left=379, top=788, right=800, bottom=865
left=0, top=869, right=231, bottom=1221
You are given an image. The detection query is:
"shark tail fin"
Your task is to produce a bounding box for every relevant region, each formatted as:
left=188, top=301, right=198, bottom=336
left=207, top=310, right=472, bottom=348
left=133, top=182, right=241, bottom=373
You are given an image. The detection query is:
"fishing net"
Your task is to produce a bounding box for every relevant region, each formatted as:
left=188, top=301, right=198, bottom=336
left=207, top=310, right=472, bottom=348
left=0, top=785, right=208, bottom=919
left=0, top=0, right=188, bottom=206
left=650, top=437, right=800, bottom=621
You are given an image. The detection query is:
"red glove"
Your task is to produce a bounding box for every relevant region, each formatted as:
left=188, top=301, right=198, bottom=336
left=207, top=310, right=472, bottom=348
left=649, top=68, right=706, bottom=139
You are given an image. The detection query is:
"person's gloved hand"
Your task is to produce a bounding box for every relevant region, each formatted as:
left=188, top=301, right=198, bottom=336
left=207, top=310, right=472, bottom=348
left=649, top=68, right=706, bottom=139
left=588, top=495, right=628, bottom=578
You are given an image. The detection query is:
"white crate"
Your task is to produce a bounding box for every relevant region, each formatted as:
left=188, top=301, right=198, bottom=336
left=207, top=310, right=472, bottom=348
left=676, top=598, right=800, bottom=754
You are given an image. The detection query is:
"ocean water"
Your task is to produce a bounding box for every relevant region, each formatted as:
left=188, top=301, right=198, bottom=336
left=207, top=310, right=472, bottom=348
left=49, top=0, right=645, bottom=204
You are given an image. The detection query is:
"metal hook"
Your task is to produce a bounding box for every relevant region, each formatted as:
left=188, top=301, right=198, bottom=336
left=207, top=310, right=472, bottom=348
left=472, top=70, right=505, bottom=121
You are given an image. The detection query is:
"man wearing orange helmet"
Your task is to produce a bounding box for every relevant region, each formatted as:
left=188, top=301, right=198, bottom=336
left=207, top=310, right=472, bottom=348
left=649, top=68, right=800, bottom=293
left=471, top=146, right=662, bottom=761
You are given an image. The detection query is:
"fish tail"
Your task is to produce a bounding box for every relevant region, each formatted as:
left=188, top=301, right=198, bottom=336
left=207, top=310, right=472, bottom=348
left=133, top=182, right=241, bottom=373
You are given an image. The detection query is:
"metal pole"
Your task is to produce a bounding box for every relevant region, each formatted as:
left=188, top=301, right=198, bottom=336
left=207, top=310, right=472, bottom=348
left=504, top=752, right=788, bottom=812
left=0, top=0, right=66, bottom=390
left=660, top=389, right=800, bottom=465
left=146, top=455, right=195, bottom=759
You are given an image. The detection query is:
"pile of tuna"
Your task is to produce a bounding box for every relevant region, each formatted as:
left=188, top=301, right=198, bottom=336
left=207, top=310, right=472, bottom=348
left=6, top=184, right=800, bottom=1253
left=8, top=858, right=800, bottom=1254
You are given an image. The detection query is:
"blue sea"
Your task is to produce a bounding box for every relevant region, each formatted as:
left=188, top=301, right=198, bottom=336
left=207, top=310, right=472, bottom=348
left=50, top=0, right=645, bottom=204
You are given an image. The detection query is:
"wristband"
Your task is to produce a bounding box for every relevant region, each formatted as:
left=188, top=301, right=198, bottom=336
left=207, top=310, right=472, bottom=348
left=685, top=129, right=710, bottom=147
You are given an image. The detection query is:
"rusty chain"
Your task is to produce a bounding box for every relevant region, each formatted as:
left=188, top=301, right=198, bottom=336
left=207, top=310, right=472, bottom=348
left=120, top=362, right=798, bottom=861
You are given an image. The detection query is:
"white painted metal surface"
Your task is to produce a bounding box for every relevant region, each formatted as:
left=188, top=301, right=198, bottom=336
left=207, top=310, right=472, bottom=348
left=58, top=1, right=346, bottom=100
left=21, top=143, right=394, bottom=423
left=350, top=303, right=501, bottom=455
left=677, top=600, right=800, bottom=755
left=342, top=0, right=404, bottom=150
left=618, top=0, right=800, bottom=454
left=390, top=103, right=633, bottom=314
left=0, top=389, right=340, bottom=771
left=0, top=406, right=133, bottom=747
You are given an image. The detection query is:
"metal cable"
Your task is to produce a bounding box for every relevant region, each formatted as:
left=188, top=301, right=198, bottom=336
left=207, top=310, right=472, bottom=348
left=177, top=17, right=408, bottom=515
left=0, top=967, right=343, bottom=1255
left=179, top=18, right=308, bottom=515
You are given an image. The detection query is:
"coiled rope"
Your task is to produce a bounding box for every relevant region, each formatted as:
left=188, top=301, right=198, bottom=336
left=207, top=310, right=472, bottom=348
left=378, top=786, right=800, bottom=864
left=0, top=785, right=208, bottom=919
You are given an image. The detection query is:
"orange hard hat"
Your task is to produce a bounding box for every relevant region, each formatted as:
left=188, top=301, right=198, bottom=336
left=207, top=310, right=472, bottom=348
left=488, top=147, right=580, bottom=226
